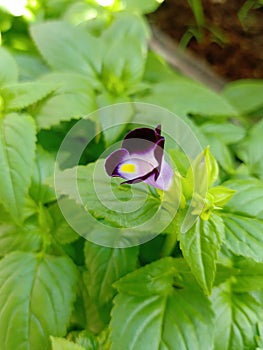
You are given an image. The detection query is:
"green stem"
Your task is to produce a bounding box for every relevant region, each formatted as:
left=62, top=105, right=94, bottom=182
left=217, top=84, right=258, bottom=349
left=161, top=231, right=178, bottom=257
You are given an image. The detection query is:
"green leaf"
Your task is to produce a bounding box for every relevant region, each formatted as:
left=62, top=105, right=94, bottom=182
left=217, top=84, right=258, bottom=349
left=100, top=14, right=148, bottom=94
left=183, top=147, right=219, bottom=199
left=51, top=337, right=86, bottom=350
left=35, top=73, right=96, bottom=129
left=84, top=242, right=138, bottom=304
left=140, top=79, right=238, bottom=118
left=69, top=330, right=100, bottom=350
left=222, top=79, right=263, bottom=114
left=0, top=47, right=18, bottom=86
left=257, top=322, right=263, bottom=348
left=0, top=222, right=42, bottom=257
left=237, top=119, right=263, bottom=179
left=231, top=257, right=263, bottom=292
left=200, top=122, right=246, bottom=144
left=48, top=200, right=80, bottom=245
left=0, top=252, right=78, bottom=350
left=80, top=273, right=109, bottom=334
left=208, top=186, right=236, bottom=207
left=14, top=53, right=49, bottom=81
left=143, top=51, right=179, bottom=83
left=212, top=283, right=261, bottom=350
left=53, top=160, right=171, bottom=247
left=120, top=0, right=164, bottom=14
left=222, top=213, right=263, bottom=262
left=205, top=136, right=235, bottom=173
left=113, top=257, right=177, bottom=296
left=29, top=147, right=56, bottom=204
left=101, top=37, right=146, bottom=94
left=96, top=93, right=133, bottom=146
left=111, top=258, right=214, bottom=350
left=221, top=179, right=263, bottom=261
left=30, top=21, right=100, bottom=81
left=169, top=148, right=191, bottom=176
left=1, top=81, right=56, bottom=111
left=102, top=12, right=149, bottom=46
left=180, top=214, right=224, bottom=294
left=0, top=113, right=36, bottom=222
left=223, top=178, right=263, bottom=219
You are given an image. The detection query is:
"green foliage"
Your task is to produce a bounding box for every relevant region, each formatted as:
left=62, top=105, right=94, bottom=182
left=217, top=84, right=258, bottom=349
left=0, top=47, right=18, bottom=85
left=111, top=258, right=214, bottom=350
left=222, top=79, right=263, bottom=114
left=180, top=214, right=224, bottom=294
left=0, top=2, right=262, bottom=349
left=0, top=252, right=78, bottom=350
left=0, top=113, right=36, bottom=222
left=51, top=337, right=87, bottom=350
left=212, top=282, right=262, bottom=350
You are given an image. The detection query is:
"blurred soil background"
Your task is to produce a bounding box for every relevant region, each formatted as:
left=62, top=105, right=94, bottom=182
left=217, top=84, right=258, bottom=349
left=149, top=0, right=263, bottom=80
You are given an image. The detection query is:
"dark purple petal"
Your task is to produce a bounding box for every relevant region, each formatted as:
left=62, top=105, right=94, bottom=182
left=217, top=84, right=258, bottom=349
left=104, top=125, right=173, bottom=191
left=155, top=124, right=161, bottom=136
left=105, top=148, right=129, bottom=176
left=121, top=167, right=157, bottom=185
left=153, top=138, right=165, bottom=180
left=122, top=126, right=163, bottom=155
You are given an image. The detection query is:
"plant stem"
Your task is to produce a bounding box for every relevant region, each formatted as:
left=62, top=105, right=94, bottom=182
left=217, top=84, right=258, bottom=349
left=161, top=231, right=178, bottom=257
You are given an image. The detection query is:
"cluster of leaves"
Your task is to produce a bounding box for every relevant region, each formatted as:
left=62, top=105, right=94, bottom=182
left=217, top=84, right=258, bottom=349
left=1, top=1, right=263, bottom=349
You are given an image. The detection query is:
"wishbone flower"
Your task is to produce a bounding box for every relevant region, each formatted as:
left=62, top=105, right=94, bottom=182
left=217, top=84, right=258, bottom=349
left=105, top=125, right=173, bottom=190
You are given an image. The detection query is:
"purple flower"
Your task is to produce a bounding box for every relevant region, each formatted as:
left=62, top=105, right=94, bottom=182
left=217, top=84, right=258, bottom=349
left=105, top=125, right=173, bottom=190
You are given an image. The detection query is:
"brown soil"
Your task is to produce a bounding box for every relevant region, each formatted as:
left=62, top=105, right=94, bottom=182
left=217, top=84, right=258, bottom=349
left=149, top=0, right=263, bottom=81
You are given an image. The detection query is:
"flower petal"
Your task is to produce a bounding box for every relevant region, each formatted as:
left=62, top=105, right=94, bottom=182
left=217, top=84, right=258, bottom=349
left=153, top=138, right=165, bottom=180
left=104, top=125, right=173, bottom=191
left=144, top=160, right=173, bottom=190
left=115, top=158, right=154, bottom=181
left=122, top=125, right=163, bottom=156
left=105, top=148, right=129, bottom=176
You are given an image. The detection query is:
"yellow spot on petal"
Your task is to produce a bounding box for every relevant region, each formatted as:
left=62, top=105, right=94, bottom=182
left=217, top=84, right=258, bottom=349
left=120, top=163, right=136, bottom=173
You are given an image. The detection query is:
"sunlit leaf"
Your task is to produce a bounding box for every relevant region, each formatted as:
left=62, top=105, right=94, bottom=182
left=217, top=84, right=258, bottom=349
left=180, top=214, right=224, bottom=294
left=0, top=113, right=36, bottom=222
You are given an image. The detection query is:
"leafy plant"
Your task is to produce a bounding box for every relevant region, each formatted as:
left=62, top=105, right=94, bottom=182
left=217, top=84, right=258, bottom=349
left=180, top=0, right=226, bottom=48
left=0, top=1, right=263, bottom=350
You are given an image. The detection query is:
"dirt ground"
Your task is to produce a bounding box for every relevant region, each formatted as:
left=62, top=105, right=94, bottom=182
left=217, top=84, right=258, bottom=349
left=149, top=0, right=263, bottom=80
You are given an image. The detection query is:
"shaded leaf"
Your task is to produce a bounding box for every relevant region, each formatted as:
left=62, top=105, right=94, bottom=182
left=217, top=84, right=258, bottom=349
left=48, top=200, right=79, bottom=245
left=29, top=147, right=56, bottom=204
left=237, top=119, right=263, bottom=179
left=84, top=241, right=138, bottom=304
